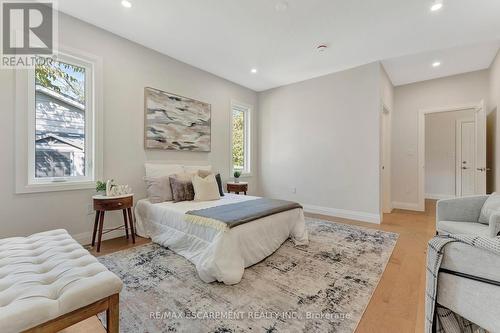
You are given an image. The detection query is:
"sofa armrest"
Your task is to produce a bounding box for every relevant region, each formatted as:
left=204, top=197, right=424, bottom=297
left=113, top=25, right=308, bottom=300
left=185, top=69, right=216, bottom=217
left=489, top=213, right=500, bottom=237
left=436, top=195, right=488, bottom=224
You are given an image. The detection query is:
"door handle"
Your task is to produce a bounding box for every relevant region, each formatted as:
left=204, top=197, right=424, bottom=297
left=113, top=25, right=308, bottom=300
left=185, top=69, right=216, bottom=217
left=476, top=168, right=486, bottom=172
left=462, top=167, right=469, bottom=170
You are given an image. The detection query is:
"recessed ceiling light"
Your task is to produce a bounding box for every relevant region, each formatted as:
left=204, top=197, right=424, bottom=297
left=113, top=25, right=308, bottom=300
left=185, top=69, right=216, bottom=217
left=430, top=2, right=443, bottom=11
left=121, top=0, right=132, bottom=8
left=275, top=1, right=289, bottom=12
left=432, top=61, right=441, bottom=68
left=251, top=68, right=258, bottom=74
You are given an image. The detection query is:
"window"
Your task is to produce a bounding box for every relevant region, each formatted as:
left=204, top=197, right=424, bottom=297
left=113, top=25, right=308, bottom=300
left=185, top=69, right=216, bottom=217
left=231, top=102, right=251, bottom=175
left=15, top=51, right=102, bottom=193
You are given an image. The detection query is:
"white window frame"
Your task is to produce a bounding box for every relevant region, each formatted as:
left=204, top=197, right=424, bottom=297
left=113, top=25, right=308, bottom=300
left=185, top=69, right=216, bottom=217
left=230, top=101, right=252, bottom=177
left=15, top=48, right=103, bottom=193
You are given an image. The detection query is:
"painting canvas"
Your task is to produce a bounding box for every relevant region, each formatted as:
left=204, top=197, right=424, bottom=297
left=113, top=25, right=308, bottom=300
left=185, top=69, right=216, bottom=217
left=144, top=87, right=211, bottom=151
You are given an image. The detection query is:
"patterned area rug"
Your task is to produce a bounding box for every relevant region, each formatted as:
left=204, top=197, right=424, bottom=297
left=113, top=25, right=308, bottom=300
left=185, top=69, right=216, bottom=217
left=98, top=218, right=398, bottom=333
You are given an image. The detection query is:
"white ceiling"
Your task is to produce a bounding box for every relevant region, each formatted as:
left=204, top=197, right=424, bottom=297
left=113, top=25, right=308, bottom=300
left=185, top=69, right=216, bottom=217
left=382, top=41, right=500, bottom=86
left=58, top=0, right=500, bottom=91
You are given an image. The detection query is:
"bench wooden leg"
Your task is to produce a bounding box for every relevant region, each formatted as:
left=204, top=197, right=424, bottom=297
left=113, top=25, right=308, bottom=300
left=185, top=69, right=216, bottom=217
left=107, top=293, right=119, bottom=333
left=23, top=293, right=120, bottom=333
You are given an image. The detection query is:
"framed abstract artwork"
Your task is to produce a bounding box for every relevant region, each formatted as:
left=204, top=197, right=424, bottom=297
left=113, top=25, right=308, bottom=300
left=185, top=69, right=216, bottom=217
left=144, top=87, right=211, bottom=151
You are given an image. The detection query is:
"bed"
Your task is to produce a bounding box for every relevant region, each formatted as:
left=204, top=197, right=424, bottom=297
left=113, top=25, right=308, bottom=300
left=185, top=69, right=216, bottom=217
left=135, top=194, right=308, bottom=285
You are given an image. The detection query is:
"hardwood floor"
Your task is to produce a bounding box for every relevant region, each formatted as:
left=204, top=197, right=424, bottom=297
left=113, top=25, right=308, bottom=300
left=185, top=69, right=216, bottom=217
left=337, top=199, right=436, bottom=333
left=65, top=200, right=436, bottom=333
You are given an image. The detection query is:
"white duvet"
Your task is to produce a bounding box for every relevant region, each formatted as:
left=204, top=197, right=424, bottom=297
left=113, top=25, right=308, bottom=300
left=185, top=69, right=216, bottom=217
left=135, top=194, right=308, bottom=285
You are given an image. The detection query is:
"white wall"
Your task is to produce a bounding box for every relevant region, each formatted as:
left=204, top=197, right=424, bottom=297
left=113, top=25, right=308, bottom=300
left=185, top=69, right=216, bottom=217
left=380, top=66, right=394, bottom=111
left=258, top=62, right=382, bottom=223
left=425, top=109, right=475, bottom=199
left=490, top=51, right=500, bottom=191
left=0, top=13, right=258, bottom=241
left=392, top=70, right=489, bottom=208
left=379, top=65, right=394, bottom=213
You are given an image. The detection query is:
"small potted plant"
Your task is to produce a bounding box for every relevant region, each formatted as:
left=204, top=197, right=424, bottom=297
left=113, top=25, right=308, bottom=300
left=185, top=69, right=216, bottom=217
left=233, top=171, right=241, bottom=183
left=95, top=180, right=107, bottom=195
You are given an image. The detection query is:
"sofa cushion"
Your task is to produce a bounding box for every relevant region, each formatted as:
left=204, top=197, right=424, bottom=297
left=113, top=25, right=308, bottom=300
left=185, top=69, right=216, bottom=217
left=437, top=220, right=490, bottom=237
left=437, top=273, right=500, bottom=333
left=440, top=241, right=500, bottom=281
left=479, top=193, right=500, bottom=224
left=0, top=229, right=122, bottom=333
left=438, top=241, right=500, bottom=332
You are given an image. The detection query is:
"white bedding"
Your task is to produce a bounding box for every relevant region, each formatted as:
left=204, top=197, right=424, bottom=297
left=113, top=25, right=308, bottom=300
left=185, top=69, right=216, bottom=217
left=135, top=194, right=308, bottom=284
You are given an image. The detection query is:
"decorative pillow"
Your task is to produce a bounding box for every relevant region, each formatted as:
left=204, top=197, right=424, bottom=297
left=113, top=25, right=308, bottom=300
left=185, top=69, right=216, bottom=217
left=215, top=174, right=225, bottom=197
left=479, top=192, right=500, bottom=224
left=198, top=169, right=212, bottom=178
left=192, top=174, right=220, bottom=201
left=145, top=163, right=183, bottom=178
left=144, top=176, right=171, bottom=203
left=169, top=174, right=195, bottom=202
left=198, top=170, right=224, bottom=196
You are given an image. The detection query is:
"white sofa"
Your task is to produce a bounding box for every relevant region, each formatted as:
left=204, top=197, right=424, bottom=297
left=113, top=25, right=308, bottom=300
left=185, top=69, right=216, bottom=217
left=436, top=195, right=500, bottom=237
left=437, top=241, right=500, bottom=332
left=0, top=229, right=122, bottom=333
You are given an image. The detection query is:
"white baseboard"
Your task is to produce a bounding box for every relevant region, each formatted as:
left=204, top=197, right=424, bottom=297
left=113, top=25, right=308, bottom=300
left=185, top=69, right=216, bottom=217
left=303, top=204, right=381, bottom=224
left=425, top=193, right=456, bottom=200
left=72, top=228, right=127, bottom=246
left=391, top=201, right=421, bottom=211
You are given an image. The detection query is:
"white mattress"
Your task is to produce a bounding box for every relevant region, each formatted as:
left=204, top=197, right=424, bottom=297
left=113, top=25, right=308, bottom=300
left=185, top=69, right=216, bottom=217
left=135, top=194, right=308, bottom=284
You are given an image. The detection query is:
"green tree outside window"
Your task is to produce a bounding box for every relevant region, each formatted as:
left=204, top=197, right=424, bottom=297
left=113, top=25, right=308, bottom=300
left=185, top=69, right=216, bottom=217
left=232, top=110, right=245, bottom=171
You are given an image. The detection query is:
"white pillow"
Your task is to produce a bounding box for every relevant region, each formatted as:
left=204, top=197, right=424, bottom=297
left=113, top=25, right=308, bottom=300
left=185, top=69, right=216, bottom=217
left=192, top=174, right=220, bottom=201
left=479, top=192, right=500, bottom=224
left=145, top=163, right=183, bottom=178
left=184, top=165, right=212, bottom=174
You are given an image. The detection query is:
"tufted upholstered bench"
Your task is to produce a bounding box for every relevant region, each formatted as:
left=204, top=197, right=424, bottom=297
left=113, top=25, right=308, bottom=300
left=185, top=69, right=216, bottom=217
left=0, top=229, right=123, bottom=333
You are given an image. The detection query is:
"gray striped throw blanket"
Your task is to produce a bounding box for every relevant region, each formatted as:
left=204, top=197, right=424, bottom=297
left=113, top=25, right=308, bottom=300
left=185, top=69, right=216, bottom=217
left=426, top=234, right=500, bottom=333
left=185, top=198, right=302, bottom=231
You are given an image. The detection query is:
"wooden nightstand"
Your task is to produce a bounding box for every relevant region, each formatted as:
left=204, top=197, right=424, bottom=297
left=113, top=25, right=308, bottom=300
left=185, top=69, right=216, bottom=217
left=227, top=182, right=248, bottom=195
left=92, top=194, right=135, bottom=252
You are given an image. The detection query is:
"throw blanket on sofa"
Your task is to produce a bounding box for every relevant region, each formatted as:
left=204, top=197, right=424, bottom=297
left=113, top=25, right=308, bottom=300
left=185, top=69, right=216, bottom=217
left=426, top=235, right=500, bottom=333
left=185, top=198, right=302, bottom=231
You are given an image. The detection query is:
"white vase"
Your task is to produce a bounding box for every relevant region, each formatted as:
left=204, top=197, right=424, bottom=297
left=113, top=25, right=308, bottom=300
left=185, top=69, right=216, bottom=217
left=234, top=177, right=240, bottom=183
left=106, top=180, right=112, bottom=196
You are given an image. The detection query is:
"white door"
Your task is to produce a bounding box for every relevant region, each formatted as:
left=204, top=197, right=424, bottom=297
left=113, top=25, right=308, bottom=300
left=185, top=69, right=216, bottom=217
left=474, top=103, right=487, bottom=194
left=460, top=121, right=475, bottom=196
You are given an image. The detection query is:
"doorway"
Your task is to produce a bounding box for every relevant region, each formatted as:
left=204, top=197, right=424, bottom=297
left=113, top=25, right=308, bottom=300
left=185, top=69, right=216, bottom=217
left=456, top=118, right=475, bottom=196
left=418, top=102, right=486, bottom=211
left=381, top=104, right=392, bottom=215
